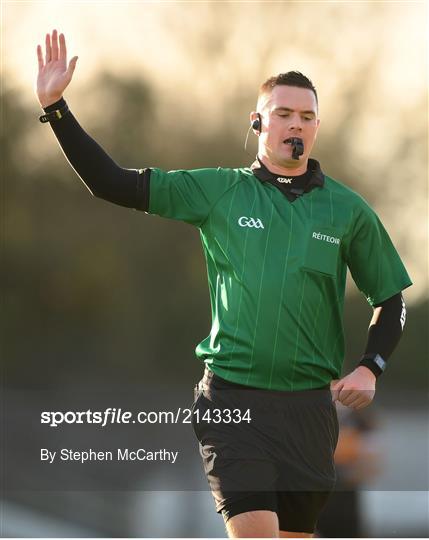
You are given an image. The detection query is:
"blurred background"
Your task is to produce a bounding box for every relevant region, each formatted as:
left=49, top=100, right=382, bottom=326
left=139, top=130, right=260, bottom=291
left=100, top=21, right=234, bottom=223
left=1, top=0, right=428, bottom=537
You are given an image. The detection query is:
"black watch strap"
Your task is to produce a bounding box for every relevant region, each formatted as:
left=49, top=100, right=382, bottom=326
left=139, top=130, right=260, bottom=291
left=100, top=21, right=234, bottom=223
left=358, top=353, right=386, bottom=378
left=39, top=103, right=69, bottom=123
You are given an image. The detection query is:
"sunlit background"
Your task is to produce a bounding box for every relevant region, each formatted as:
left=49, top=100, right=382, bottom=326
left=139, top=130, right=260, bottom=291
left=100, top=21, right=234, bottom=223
left=2, top=0, right=428, bottom=538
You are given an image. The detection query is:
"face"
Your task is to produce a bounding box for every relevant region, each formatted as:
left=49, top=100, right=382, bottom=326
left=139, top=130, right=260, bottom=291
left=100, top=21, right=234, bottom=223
left=251, top=85, right=320, bottom=169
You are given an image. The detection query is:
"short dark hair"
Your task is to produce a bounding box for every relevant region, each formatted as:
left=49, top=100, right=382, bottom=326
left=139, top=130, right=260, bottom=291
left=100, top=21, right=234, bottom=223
left=258, top=71, right=318, bottom=107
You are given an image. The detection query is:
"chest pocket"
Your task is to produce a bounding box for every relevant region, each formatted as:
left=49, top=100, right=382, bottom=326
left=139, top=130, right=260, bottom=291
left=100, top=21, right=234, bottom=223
left=302, top=226, right=343, bottom=277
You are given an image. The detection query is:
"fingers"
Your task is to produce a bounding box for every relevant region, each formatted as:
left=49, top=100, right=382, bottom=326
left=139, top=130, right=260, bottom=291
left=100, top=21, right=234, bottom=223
left=44, top=30, right=62, bottom=64
left=347, top=394, right=371, bottom=409
left=45, top=32, right=51, bottom=64
left=67, top=56, right=78, bottom=77
left=59, top=32, right=67, bottom=61
left=51, top=29, right=59, bottom=61
left=338, top=389, right=374, bottom=408
left=341, top=393, right=365, bottom=408
left=338, top=388, right=355, bottom=404
left=37, top=44, right=44, bottom=71
left=330, top=379, right=343, bottom=402
left=333, top=369, right=376, bottom=409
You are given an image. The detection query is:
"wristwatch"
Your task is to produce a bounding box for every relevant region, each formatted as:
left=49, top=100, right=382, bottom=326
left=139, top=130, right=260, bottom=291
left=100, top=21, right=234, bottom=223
left=39, top=103, right=69, bottom=123
left=358, top=353, right=386, bottom=377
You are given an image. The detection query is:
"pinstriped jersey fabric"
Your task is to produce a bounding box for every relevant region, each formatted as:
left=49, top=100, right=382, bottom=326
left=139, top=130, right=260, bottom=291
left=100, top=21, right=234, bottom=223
left=148, top=166, right=412, bottom=391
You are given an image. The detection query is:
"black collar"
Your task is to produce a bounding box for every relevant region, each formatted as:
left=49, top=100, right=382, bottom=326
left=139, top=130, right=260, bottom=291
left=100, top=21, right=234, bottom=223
left=250, top=157, right=324, bottom=202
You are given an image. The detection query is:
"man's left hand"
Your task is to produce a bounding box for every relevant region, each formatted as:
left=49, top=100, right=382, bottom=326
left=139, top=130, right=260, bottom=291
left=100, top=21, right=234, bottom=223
left=330, top=366, right=376, bottom=410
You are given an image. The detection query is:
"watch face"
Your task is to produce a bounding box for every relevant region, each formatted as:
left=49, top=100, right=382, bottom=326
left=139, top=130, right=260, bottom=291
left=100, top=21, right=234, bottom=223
left=374, top=354, right=386, bottom=371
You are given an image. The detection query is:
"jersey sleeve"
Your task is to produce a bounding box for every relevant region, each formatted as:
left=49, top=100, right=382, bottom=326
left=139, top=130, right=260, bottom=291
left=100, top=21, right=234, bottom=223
left=346, top=201, right=412, bottom=306
left=147, top=167, right=232, bottom=227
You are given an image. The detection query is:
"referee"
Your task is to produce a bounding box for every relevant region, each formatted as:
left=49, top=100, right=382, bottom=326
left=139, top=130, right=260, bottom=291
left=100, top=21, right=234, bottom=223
left=36, top=30, right=412, bottom=538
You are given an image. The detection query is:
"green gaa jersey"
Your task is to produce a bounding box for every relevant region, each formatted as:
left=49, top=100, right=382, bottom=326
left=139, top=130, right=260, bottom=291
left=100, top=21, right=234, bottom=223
left=145, top=160, right=412, bottom=391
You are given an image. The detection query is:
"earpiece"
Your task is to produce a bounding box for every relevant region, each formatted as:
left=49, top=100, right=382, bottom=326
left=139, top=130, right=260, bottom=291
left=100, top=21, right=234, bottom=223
left=251, top=113, right=261, bottom=133
left=244, top=112, right=262, bottom=154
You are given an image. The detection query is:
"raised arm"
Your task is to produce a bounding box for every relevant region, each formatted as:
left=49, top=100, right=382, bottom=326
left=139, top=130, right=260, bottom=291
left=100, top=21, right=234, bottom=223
left=35, top=30, right=148, bottom=211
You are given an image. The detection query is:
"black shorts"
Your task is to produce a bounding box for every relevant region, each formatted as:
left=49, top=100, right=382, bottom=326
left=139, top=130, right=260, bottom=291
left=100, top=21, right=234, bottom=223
left=192, top=368, right=339, bottom=533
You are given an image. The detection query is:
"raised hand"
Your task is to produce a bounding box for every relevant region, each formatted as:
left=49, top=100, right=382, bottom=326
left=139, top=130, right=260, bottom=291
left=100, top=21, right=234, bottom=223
left=36, top=29, right=78, bottom=108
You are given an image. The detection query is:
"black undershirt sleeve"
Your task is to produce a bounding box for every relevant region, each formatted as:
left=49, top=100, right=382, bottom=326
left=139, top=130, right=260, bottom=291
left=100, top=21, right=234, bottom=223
left=358, top=292, right=406, bottom=377
left=42, top=98, right=150, bottom=211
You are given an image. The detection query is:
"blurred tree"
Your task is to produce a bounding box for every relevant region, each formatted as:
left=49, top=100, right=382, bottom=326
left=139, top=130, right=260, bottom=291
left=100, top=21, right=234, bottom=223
left=2, top=71, right=427, bottom=394
left=1, top=3, right=427, bottom=536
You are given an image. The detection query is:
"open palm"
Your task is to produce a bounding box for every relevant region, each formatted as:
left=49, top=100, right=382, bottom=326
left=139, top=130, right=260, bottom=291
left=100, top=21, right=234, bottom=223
left=36, top=29, right=78, bottom=108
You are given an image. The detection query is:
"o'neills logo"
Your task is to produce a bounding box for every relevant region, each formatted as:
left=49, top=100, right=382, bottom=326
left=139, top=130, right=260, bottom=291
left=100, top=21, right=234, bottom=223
left=276, top=177, right=292, bottom=184
left=312, top=232, right=340, bottom=244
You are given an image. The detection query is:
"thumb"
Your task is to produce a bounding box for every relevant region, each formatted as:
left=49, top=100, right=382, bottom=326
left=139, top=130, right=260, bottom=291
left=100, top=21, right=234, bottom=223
left=67, top=56, right=78, bottom=76
left=330, top=378, right=343, bottom=402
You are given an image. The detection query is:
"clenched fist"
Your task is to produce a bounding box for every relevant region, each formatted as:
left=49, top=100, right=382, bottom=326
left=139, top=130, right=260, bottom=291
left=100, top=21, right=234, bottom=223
left=330, top=366, right=376, bottom=410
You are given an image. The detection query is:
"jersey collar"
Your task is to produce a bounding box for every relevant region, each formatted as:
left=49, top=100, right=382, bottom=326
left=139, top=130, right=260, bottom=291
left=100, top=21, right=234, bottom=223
left=250, top=157, right=325, bottom=196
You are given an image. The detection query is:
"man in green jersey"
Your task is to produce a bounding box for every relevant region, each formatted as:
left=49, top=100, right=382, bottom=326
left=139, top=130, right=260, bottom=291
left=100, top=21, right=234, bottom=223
left=36, top=30, right=412, bottom=538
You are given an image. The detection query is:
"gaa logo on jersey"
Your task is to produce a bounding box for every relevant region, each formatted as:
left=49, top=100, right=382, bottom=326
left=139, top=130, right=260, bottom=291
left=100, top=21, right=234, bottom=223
left=238, top=216, right=265, bottom=229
